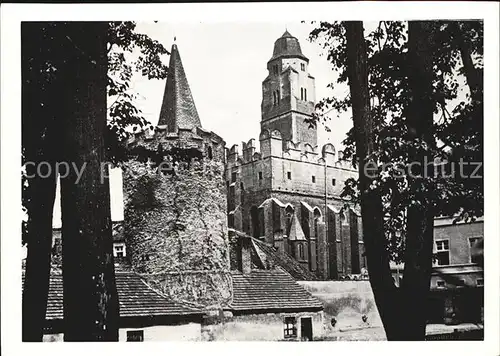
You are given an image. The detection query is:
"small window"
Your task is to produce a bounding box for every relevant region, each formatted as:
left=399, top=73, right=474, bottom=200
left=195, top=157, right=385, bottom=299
left=276, top=90, right=280, bottom=104
left=300, top=88, right=304, bottom=100
left=273, top=64, right=279, bottom=75
left=332, top=178, right=336, bottom=186
left=113, top=244, right=125, bottom=258
left=304, top=88, right=307, bottom=101
left=287, top=171, right=292, bottom=180
left=477, top=279, right=484, bottom=287
left=435, top=240, right=450, bottom=266
left=258, top=172, right=263, bottom=180
left=231, top=172, right=237, bottom=183
left=207, top=146, right=213, bottom=159
left=469, top=237, right=481, bottom=264
left=437, top=281, right=445, bottom=288
left=312, top=176, right=316, bottom=183
left=456, top=279, right=466, bottom=287
left=300, top=63, right=305, bottom=71
left=228, top=214, right=235, bottom=229
left=240, top=182, right=244, bottom=190
left=284, top=316, right=297, bottom=339
left=127, top=330, right=144, bottom=342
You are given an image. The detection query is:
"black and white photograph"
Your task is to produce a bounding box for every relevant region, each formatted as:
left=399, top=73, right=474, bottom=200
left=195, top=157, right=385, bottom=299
left=1, top=2, right=499, bottom=354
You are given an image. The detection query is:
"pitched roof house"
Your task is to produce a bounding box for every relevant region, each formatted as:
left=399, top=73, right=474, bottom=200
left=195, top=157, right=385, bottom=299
left=23, top=270, right=204, bottom=342
left=219, top=230, right=325, bottom=341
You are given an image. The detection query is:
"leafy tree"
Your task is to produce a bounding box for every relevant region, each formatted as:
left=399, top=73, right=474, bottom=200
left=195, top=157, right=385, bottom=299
left=22, top=21, right=169, bottom=341
left=307, top=20, right=483, bottom=340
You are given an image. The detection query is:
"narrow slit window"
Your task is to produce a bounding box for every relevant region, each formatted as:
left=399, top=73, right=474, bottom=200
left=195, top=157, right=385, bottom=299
left=312, top=176, right=316, bottom=183
left=287, top=171, right=292, bottom=180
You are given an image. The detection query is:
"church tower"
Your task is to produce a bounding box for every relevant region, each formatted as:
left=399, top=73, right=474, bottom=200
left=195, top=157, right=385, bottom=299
left=261, top=30, right=317, bottom=146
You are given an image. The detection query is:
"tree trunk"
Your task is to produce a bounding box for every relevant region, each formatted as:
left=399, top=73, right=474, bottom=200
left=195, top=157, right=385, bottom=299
left=59, top=22, right=120, bottom=341
left=400, top=20, right=437, bottom=341
left=21, top=22, right=59, bottom=342
left=22, top=169, right=58, bottom=341
left=344, top=21, right=402, bottom=340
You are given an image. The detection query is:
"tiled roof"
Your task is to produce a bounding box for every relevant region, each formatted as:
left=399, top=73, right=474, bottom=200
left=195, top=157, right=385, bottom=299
left=22, top=271, right=202, bottom=320
left=252, top=238, right=319, bottom=281
left=158, top=43, right=202, bottom=132
left=229, top=268, right=323, bottom=312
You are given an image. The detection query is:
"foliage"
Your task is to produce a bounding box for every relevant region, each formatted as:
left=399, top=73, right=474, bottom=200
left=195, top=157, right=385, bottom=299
left=306, top=21, right=483, bottom=263
left=106, top=22, right=170, bottom=164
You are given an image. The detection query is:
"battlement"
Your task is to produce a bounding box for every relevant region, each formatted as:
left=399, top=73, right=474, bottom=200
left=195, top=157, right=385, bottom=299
left=126, top=124, right=226, bottom=163
left=226, top=128, right=355, bottom=170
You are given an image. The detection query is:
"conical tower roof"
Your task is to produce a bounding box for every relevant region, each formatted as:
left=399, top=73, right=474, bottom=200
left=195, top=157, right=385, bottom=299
left=158, top=43, right=202, bottom=132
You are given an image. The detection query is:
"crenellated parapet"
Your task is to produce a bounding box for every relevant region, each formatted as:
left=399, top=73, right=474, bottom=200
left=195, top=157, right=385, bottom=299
left=126, top=124, right=226, bottom=164
left=225, top=128, right=356, bottom=170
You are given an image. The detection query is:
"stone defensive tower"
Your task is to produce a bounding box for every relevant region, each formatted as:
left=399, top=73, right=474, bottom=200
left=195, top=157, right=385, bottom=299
left=123, top=42, right=230, bottom=309
left=261, top=30, right=317, bottom=146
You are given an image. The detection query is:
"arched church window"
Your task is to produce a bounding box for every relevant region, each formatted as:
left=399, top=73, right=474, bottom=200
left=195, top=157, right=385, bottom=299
left=304, top=88, right=307, bottom=101
left=300, top=88, right=303, bottom=100
left=298, top=244, right=304, bottom=260
left=313, top=208, right=321, bottom=238
left=285, top=205, right=294, bottom=235
left=250, top=206, right=260, bottom=238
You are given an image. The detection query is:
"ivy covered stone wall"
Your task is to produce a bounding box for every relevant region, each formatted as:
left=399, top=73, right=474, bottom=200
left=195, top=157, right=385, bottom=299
left=122, top=139, right=231, bottom=309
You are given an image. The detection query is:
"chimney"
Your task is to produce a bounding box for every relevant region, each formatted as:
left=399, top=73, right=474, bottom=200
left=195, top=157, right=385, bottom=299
left=238, top=233, right=252, bottom=274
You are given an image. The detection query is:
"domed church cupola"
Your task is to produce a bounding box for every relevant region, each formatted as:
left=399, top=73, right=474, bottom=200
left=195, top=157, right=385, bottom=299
left=268, top=30, right=309, bottom=64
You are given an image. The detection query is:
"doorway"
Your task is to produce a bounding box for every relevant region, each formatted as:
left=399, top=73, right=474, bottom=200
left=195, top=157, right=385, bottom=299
left=300, top=317, right=313, bottom=341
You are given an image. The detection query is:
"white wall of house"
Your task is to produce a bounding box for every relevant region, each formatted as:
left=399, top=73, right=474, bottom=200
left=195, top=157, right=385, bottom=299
left=119, top=323, right=201, bottom=341
left=203, top=311, right=324, bottom=341
left=43, top=322, right=202, bottom=342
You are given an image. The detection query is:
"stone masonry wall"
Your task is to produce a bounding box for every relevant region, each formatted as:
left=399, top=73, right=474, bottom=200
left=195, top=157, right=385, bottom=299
left=123, top=133, right=231, bottom=309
